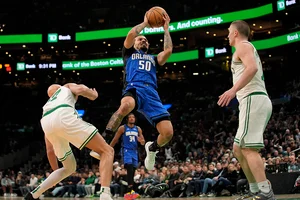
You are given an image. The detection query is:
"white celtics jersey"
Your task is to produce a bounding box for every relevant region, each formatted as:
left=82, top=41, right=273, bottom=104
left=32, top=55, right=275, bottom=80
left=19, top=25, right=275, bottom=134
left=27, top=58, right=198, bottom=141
left=42, top=86, right=76, bottom=114
left=231, top=41, right=267, bottom=101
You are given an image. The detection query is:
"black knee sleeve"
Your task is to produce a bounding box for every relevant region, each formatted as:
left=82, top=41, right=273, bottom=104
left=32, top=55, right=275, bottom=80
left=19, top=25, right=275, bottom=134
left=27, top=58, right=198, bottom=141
left=124, top=164, right=135, bottom=188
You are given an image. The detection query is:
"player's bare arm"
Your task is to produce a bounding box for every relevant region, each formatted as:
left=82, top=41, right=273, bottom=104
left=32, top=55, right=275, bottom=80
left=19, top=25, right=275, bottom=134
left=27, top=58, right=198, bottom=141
left=45, top=136, right=59, bottom=171
left=157, top=13, right=172, bottom=66
left=110, top=125, right=125, bottom=148
left=218, top=43, right=258, bottom=107
left=137, top=126, right=145, bottom=145
left=231, top=43, right=258, bottom=93
left=124, top=13, right=149, bottom=49
left=65, top=83, right=98, bottom=100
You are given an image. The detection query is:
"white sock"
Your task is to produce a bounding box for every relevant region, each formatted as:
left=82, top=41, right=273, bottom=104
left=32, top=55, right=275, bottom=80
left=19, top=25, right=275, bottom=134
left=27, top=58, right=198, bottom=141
left=31, top=168, right=71, bottom=198
left=258, top=180, right=271, bottom=193
left=249, top=182, right=259, bottom=194
left=31, top=154, right=76, bottom=199
left=100, top=186, right=111, bottom=195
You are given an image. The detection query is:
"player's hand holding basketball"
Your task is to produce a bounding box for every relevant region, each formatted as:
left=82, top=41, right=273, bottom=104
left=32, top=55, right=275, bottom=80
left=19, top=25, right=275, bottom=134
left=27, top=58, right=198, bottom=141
left=143, top=12, right=150, bottom=27
left=162, top=12, right=170, bottom=31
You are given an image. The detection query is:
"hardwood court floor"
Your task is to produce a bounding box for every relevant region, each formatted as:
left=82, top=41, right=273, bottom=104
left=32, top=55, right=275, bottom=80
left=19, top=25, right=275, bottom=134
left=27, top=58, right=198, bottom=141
left=1, top=194, right=300, bottom=200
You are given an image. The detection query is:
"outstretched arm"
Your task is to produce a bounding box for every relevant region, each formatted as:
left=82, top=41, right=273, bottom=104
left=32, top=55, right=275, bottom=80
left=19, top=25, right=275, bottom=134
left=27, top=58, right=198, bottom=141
left=157, top=13, right=172, bottom=66
left=65, top=83, right=98, bottom=101
left=124, top=13, right=149, bottom=49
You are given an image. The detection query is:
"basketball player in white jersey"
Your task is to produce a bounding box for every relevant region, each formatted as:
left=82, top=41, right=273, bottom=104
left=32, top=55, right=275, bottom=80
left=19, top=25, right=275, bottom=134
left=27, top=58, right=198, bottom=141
left=218, top=20, right=275, bottom=200
left=24, top=83, right=114, bottom=200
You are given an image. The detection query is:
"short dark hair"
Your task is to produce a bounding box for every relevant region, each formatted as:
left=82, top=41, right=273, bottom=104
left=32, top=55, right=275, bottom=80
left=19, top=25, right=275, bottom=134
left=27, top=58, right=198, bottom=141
left=231, top=20, right=251, bottom=39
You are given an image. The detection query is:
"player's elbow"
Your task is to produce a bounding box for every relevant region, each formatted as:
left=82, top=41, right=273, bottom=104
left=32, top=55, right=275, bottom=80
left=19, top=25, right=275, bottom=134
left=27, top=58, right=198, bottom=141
left=252, top=66, right=258, bottom=72
left=250, top=66, right=258, bottom=75
left=165, top=49, right=172, bottom=56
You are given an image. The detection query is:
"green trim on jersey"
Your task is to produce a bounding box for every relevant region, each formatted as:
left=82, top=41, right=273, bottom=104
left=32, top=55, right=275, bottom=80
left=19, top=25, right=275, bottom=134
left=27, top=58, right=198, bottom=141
left=244, top=91, right=268, bottom=99
left=79, top=129, right=98, bottom=150
left=240, top=96, right=252, bottom=142
left=42, top=104, right=73, bottom=117
left=58, top=149, right=73, bottom=162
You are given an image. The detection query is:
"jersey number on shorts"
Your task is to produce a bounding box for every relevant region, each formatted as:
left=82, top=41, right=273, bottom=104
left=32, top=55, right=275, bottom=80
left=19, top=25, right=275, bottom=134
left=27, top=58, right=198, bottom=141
left=129, top=135, right=136, bottom=142
left=48, top=88, right=61, bottom=102
left=138, top=60, right=151, bottom=71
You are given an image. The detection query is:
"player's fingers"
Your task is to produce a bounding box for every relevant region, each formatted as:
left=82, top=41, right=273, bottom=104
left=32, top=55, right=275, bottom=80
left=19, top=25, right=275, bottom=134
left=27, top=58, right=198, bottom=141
left=220, top=95, right=228, bottom=107
left=162, top=13, right=170, bottom=21
left=226, top=100, right=230, bottom=106
left=166, top=13, right=170, bottom=21
left=217, top=98, right=223, bottom=106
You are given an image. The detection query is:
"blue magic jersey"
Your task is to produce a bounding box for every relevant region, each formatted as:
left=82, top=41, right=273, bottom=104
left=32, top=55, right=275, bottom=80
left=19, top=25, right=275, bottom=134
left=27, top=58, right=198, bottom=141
left=122, top=47, right=159, bottom=89
left=121, top=124, right=139, bottom=150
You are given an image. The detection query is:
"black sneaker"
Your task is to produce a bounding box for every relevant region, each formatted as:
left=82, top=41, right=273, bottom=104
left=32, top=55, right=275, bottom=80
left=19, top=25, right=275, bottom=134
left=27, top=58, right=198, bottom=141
left=24, top=193, right=39, bottom=200
left=247, top=190, right=276, bottom=200
left=235, top=192, right=255, bottom=200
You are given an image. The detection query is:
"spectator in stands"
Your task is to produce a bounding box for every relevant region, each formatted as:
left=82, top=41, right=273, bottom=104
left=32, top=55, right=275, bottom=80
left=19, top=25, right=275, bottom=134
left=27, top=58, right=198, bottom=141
left=161, top=166, right=192, bottom=197
left=15, top=171, right=26, bottom=196
left=76, top=177, right=87, bottom=197
left=212, top=162, right=238, bottom=196
left=165, top=166, right=180, bottom=190
left=185, top=163, right=205, bottom=197
left=19, top=173, right=37, bottom=196
left=1, top=175, right=13, bottom=196
left=200, top=162, right=224, bottom=197
left=84, top=171, right=96, bottom=197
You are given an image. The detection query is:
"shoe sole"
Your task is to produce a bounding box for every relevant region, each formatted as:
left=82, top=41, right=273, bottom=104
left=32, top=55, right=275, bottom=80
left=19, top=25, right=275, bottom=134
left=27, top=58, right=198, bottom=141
left=144, top=142, right=153, bottom=170
left=90, top=151, right=101, bottom=160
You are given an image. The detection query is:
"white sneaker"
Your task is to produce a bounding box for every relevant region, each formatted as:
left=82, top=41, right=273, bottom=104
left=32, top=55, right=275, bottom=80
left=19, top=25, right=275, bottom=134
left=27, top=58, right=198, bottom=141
left=100, top=192, right=113, bottom=200
left=90, top=151, right=101, bottom=160
left=144, top=141, right=158, bottom=170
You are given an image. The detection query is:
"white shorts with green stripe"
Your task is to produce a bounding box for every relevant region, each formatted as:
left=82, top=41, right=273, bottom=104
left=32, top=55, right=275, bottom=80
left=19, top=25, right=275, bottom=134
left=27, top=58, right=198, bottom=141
left=41, top=106, right=98, bottom=162
left=234, top=93, right=272, bottom=149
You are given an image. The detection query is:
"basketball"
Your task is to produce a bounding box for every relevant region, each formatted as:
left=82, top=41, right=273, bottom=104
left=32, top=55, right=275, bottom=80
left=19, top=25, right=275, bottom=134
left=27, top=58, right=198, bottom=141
left=146, top=6, right=167, bottom=28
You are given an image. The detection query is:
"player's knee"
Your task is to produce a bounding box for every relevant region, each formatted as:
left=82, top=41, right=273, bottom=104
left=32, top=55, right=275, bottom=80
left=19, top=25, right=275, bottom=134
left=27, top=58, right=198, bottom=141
left=164, top=125, right=174, bottom=139
left=104, top=144, right=114, bottom=157
left=118, top=101, right=133, bottom=115
left=65, top=156, right=77, bottom=174
left=69, top=162, right=77, bottom=174
left=165, top=130, right=173, bottom=140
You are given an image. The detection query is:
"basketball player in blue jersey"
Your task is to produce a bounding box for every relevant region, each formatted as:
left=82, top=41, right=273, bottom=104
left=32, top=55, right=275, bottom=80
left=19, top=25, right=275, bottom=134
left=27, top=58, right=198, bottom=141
left=109, top=113, right=145, bottom=198
left=90, top=11, right=173, bottom=171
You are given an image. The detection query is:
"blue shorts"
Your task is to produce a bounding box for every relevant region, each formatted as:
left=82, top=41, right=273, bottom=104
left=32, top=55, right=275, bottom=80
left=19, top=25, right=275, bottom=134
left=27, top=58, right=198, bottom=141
left=122, top=148, right=138, bottom=168
left=123, top=83, right=170, bottom=127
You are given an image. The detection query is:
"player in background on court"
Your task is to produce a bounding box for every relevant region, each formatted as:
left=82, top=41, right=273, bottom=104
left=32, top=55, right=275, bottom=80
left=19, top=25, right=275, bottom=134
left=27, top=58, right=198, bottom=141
left=218, top=20, right=275, bottom=200
left=110, top=113, right=145, bottom=199
left=90, top=11, right=174, bottom=171
left=24, top=83, right=114, bottom=200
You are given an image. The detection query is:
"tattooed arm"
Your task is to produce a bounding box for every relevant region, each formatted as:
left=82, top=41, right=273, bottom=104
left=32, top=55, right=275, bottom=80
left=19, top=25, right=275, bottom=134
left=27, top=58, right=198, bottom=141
left=157, top=13, right=172, bottom=66
left=124, top=13, right=149, bottom=49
